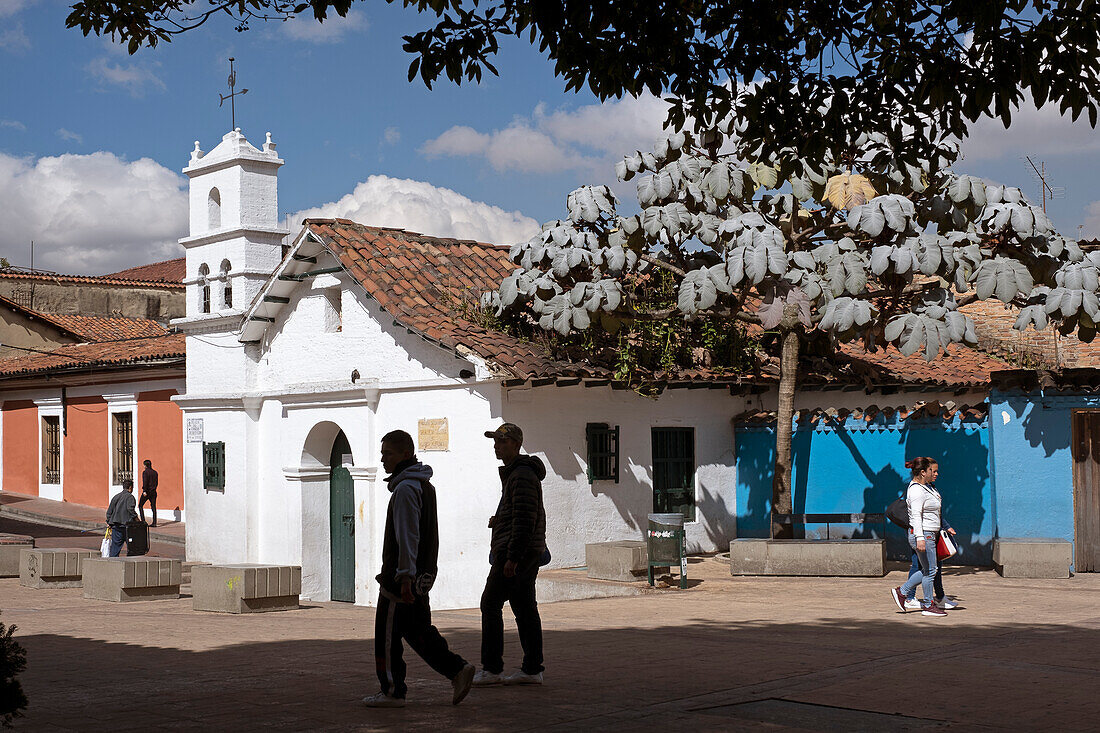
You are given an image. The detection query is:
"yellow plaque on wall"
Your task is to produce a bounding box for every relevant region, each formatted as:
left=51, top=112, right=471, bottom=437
left=418, top=418, right=449, bottom=452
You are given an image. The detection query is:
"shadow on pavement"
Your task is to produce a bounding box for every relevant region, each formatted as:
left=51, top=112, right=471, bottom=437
left=8, top=614, right=1100, bottom=731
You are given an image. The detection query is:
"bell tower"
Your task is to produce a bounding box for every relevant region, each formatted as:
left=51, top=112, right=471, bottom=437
left=177, top=128, right=288, bottom=323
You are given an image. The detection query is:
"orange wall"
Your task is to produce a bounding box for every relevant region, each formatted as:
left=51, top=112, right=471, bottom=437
left=63, top=396, right=109, bottom=507
left=3, top=400, right=38, bottom=495
left=136, top=390, right=184, bottom=513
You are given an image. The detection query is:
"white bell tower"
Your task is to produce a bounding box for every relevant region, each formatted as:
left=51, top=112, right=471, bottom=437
left=174, top=128, right=289, bottom=393
left=177, top=128, right=288, bottom=323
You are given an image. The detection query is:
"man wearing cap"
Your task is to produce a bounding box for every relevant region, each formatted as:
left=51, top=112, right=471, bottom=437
left=473, top=423, right=548, bottom=687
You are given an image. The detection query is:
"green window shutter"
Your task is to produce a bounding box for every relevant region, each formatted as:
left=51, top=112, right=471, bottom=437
left=203, top=441, right=225, bottom=491
left=651, top=427, right=695, bottom=521
left=586, top=423, right=620, bottom=483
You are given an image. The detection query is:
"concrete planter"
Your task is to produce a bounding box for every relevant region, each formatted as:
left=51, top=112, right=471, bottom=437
left=82, top=557, right=182, bottom=602
left=730, top=538, right=886, bottom=577
left=19, top=548, right=97, bottom=588
left=993, top=538, right=1072, bottom=578
left=0, top=534, right=34, bottom=578
left=192, top=564, right=302, bottom=613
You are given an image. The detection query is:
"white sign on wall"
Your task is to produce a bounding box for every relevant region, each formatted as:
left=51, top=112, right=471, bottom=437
left=186, top=418, right=204, bottom=443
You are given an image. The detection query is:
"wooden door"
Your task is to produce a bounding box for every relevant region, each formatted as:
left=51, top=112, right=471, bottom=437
left=1071, top=410, right=1100, bottom=572
left=329, top=431, right=356, bottom=601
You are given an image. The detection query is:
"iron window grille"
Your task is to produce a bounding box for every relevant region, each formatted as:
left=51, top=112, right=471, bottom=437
left=42, top=416, right=60, bottom=484
left=651, top=427, right=696, bottom=521
left=112, top=412, right=133, bottom=485
left=586, top=423, right=619, bottom=483
left=224, top=280, right=233, bottom=308
left=203, top=441, right=225, bottom=491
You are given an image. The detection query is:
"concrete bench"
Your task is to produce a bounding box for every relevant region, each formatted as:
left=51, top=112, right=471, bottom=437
left=20, top=548, right=97, bottom=588
left=0, top=534, right=34, bottom=577
left=192, top=564, right=302, bottom=613
left=730, top=538, right=886, bottom=577
left=585, top=540, right=648, bottom=581
left=82, top=557, right=182, bottom=602
left=993, top=538, right=1072, bottom=578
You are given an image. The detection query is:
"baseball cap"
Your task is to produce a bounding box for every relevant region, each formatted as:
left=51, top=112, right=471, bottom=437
left=484, top=422, right=523, bottom=444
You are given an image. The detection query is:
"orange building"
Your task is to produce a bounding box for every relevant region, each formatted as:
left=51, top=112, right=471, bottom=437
left=0, top=260, right=187, bottom=517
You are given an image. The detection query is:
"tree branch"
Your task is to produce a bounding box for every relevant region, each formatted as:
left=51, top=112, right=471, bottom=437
left=639, top=254, right=686, bottom=277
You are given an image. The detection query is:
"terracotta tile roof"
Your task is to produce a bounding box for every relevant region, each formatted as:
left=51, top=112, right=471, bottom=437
left=0, top=295, right=168, bottom=343
left=0, top=263, right=184, bottom=289
left=45, top=314, right=169, bottom=342
left=301, top=218, right=1002, bottom=390
left=0, top=333, right=185, bottom=379
left=103, top=257, right=186, bottom=284
left=834, top=343, right=1008, bottom=389
left=304, top=219, right=590, bottom=380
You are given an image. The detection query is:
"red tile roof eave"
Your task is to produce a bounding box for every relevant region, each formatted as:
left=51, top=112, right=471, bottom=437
left=0, top=355, right=186, bottom=382
left=0, top=271, right=184, bottom=289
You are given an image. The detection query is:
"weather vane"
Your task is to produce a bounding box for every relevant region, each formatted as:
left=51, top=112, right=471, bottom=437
left=219, top=57, right=249, bottom=130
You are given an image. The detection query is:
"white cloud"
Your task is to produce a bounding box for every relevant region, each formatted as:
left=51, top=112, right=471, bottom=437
left=420, top=94, right=672, bottom=176
left=0, top=119, right=25, bottom=131
left=961, top=99, right=1100, bottom=161
left=57, top=128, right=83, bottom=144
left=0, top=151, right=187, bottom=274
left=0, top=23, right=29, bottom=52
left=0, top=0, right=31, bottom=18
left=280, top=9, right=368, bottom=43
left=382, top=126, right=400, bottom=145
left=291, top=175, right=539, bottom=245
left=85, top=57, right=166, bottom=96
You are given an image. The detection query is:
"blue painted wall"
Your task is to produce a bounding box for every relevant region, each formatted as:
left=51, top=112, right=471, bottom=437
left=988, top=390, right=1100, bottom=562
left=735, top=415, right=993, bottom=564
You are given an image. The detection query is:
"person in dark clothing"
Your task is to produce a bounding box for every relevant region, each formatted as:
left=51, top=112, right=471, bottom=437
left=364, top=429, right=475, bottom=709
left=139, top=460, right=158, bottom=526
left=473, top=423, right=547, bottom=687
left=105, top=480, right=137, bottom=557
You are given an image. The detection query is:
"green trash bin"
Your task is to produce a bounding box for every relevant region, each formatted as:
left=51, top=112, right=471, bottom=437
left=646, top=513, right=687, bottom=589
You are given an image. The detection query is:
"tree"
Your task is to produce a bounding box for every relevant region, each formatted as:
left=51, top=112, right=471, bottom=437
left=0, top=613, right=27, bottom=728
left=481, top=122, right=1091, bottom=537
left=65, top=1, right=1100, bottom=168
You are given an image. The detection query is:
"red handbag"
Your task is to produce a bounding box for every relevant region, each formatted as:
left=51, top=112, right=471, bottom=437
left=936, top=531, right=957, bottom=560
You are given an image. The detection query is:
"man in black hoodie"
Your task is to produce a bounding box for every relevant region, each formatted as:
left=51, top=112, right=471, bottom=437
left=363, top=430, right=475, bottom=709
left=473, top=423, right=547, bottom=687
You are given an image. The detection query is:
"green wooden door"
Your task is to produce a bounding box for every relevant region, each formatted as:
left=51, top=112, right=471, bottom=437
left=329, top=431, right=355, bottom=602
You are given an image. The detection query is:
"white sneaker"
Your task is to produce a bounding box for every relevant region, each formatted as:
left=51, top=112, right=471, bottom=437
left=452, top=664, right=475, bottom=705
left=362, top=692, right=405, bottom=708
left=472, top=669, right=504, bottom=686
left=904, top=598, right=922, bottom=611
left=936, top=596, right=959, bottom=609
left=503, top=670, right=544, bottom=685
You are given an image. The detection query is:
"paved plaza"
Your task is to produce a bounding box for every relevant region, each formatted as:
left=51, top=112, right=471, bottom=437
left=2, top=535, right=1099, bottom=732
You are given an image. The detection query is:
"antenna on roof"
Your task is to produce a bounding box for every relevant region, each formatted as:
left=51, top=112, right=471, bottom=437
left=1024, top=156, right=1065, bottom=214
left=218, top=57, right=249, bottom=130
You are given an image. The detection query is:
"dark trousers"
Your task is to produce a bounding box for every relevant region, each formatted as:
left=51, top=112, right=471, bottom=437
left=108, top=523, right=127, bottom=557
left=138, top=492, right=157, bottom=525
left=480, top=559, right=544, bottom=675
left=374, top=590, right=467, bottom=699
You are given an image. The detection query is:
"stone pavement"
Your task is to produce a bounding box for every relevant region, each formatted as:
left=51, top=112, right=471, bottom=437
left=3, top=555, right=1099, bottom=731
left=0, top=490, right=184, bottom=547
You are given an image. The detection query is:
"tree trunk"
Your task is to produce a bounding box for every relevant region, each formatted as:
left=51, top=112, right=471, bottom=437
left=771, top=324, right=800, bottom=539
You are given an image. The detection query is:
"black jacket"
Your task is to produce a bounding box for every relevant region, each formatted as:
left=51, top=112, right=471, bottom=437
left=490, top=455, right=547, bottom=564
left=141, top=467, right=158, bottom=494
left=377, top=459, right=439, bottom=597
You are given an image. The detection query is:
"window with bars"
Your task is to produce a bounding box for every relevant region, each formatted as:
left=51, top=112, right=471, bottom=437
left=203, top=441, right=225, bottom=491
left=586, top=423, right=619, bottom=483
left=112, top=412, right=133, bottom=485
left=651, top=427, right=696, bottom=521
left=41, top=416, right=60, bottom=484
left=221, top=260, right=232, bottom=308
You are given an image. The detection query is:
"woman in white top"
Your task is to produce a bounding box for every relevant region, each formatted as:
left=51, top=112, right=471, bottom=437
left=890, top=457, right=948, bottom=617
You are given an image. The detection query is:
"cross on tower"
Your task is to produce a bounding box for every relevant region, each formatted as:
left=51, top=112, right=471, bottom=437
left=218, top=57, right=249, bottom=130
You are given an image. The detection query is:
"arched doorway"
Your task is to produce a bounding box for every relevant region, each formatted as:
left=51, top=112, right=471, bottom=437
left=329, top=431, right=355, bottom=602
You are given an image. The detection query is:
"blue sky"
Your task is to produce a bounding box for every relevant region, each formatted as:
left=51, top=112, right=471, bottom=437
left=2, top=0, right=1100, bottom=274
